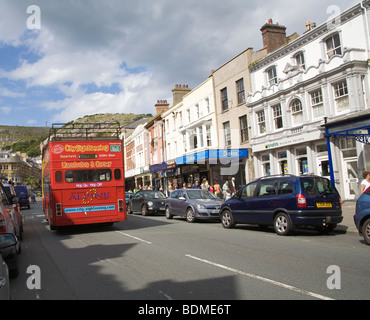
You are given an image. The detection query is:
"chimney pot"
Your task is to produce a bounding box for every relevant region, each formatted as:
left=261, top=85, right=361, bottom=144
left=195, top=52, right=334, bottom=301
left=268, top=18, right=273, bottom=24
left=306, top=21, right=311, bottom=31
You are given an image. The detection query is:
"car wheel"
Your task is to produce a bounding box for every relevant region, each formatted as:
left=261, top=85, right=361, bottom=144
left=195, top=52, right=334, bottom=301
left=362, top=218, right=370, bottom=245
left=141, top=205, right=148, bottom=216
left=221, top=210, right=235, bottom=229
left=165, top=207, right=173, bottom=219
left=127, top=204, right=132, bottom=214
left=186, top=208, right=196, bottom=223
left=274, top=212, right=292, bottom=236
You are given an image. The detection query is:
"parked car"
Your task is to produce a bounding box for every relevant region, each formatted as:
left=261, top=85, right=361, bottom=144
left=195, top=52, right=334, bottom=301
left=2, top=183, right=23, bottom=238
left=0, top=183, right=22, bottom=240
left=220, top=175, right=343, bottom=235
left=127, top=190, right=167, bottom=216
left=354, top=186, right=370, bottom=245
left=0, top=233, right=20, bottom=278
left=14, top=185, right=30, bottom=210
left=0, top=254, right=10, bottom=299
left=165, top=189, right=223, bottom=223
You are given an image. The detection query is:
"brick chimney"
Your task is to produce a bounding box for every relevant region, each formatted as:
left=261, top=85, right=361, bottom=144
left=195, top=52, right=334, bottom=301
left=155, top=100, right=170, bottom=115
left=172, top=84, right=191, bottom=106
left=261, top=19, right=287, bottom=54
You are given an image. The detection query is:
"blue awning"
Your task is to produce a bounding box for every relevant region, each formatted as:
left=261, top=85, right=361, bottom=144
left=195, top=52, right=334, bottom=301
left=176, top=149, right=248, bottom=165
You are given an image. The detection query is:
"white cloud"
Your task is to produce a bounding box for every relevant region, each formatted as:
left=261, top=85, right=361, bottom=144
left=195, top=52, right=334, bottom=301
left=0, top=0, right=360, bottom=125
left=0, top=106, right=11, bottom=115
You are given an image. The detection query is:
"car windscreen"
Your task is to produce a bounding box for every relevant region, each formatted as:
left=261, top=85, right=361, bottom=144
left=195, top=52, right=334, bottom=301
left=186, top=190, right=218, bottom=199
left=143, top=191, right=166, bottom=199
left=300, top=177, right=337, bottom=195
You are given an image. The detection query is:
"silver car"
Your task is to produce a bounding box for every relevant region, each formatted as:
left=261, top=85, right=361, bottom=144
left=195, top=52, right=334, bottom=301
left=165, top=189, right=223, bottom=223
left=0, top=255, right=10, bottom=300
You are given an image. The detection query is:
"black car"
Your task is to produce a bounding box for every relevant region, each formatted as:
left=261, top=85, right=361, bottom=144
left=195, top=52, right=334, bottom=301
left=127, top=190, right=166, bottom=216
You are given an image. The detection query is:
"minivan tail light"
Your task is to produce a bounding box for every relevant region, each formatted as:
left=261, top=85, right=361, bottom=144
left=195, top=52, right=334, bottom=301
left=118, top=199, right=124, bottom=212
left=297, top=193, right=307, bottom=208
left=56, top=203, right=62, bottom=216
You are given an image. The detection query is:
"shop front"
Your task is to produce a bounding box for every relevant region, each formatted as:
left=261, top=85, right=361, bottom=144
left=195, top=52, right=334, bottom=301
left=176, top=148, right=249, bottom=190
left=252, top=131, right=327, bottom=179
left=324, top=110, right=370, bottom=200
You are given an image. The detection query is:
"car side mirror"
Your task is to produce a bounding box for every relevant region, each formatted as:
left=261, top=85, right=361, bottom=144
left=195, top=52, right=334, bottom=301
left=0, top=233, right=17, bottom=250
left=12, top=196, right=19, bottom=204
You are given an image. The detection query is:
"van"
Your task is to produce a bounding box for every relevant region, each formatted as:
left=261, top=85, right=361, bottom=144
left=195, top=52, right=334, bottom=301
left=14, top=186, right=30, bottom=210
left=220, top=175, right=343, bottom=236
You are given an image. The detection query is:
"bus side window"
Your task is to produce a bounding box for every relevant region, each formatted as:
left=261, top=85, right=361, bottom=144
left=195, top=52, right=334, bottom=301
left=114, top=169, right=121, bottom=180
left=55, top=171, right=63, bottom=183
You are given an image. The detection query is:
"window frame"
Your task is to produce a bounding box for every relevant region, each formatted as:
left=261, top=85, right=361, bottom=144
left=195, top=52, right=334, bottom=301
left=236, top=78, right=245, bottom=105
left=221, top=87, right=229, bottom=111
left=267, top=66, right=278, bottom=86
left=272, top=104, right=283, bottom=130
left=325, top=33, right=342, bottom=58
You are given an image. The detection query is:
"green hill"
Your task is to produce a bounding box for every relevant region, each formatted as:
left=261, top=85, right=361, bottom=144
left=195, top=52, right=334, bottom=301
left=0, top=112, right=152, bottom=156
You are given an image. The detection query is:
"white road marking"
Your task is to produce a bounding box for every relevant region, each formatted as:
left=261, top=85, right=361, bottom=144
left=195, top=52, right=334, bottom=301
left=185, top=254, right=334, bottom=300
left=159, top=291, right=173, bottom=300
left=115, top=231, right=152, bottom=244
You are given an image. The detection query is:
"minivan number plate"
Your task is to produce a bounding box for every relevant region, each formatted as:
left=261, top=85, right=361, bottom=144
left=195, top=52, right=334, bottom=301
left=316, top=202, right=332, bottom=208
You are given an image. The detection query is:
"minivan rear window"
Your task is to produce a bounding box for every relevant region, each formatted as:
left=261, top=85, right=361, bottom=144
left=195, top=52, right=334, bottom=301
left=300, top=177, right=336, bottom=195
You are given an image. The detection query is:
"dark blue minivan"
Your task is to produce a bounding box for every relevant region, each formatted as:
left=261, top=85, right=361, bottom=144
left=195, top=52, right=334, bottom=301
left=14, top=185, right=30, bottom=209
left=220, top=175, right=342, bottom=236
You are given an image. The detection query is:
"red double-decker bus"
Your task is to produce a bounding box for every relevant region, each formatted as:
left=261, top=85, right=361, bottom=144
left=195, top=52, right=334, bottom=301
left=42, top=123, right=126, bottom=230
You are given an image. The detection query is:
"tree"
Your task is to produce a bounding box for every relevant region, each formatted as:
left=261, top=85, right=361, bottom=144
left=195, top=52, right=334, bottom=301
left=24, top=176, right=37, bottom=187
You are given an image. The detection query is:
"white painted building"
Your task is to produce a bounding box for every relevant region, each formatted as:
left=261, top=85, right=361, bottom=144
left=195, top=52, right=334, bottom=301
left=162, top=78, right=218, bottom=188
left=247, top=1, right=370, bottom=200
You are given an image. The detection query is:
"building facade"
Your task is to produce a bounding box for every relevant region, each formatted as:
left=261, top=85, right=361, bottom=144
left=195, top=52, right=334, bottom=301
left=0, top=152, right=41, bottom=185
left=248, top=2, right=370, bottom=200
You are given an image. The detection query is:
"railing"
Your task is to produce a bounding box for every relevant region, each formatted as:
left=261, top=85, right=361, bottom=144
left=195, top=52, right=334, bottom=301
left=49, top=122, right=121, bottom=141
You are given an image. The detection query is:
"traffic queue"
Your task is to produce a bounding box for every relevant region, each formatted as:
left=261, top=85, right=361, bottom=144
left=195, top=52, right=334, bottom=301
left=0, top=181, right=31, bottom=299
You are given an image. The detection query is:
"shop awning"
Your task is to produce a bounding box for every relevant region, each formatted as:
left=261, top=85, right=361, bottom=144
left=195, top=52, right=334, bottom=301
left=176, top=148, right=249, bottom=165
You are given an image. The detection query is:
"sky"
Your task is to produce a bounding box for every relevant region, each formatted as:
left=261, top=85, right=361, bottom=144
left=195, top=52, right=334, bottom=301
left=0, top=0, right=359, bottom=127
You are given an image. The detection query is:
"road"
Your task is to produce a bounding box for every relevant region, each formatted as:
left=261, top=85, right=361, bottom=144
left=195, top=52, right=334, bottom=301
left=9, top=200, right=370, bottom=301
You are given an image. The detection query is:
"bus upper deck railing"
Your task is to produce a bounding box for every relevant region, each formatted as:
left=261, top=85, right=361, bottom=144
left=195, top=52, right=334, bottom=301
left=49, top=123, right=122, bottom=141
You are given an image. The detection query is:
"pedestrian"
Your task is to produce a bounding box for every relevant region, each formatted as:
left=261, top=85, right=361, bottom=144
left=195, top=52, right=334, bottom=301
left=182, top=182, right=187, bottom=189
left=192, top=180, right=201, bottom=189
left=209, top=184, right=214, bottom=193
left=222, top=180, right=229, bottom=193
left=360, top=170, right=370, bottom=194
left=229, top=177, right=237, bottom=195
left=31, top=193, right=36, bottom=204
left=214, top=180, right=221, bottom=197
left=225, top=188, right=231, bottom=201
left=201, top=178, right=209, bottom=190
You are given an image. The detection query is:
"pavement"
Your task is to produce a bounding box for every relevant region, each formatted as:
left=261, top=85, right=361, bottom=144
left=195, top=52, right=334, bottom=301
left=338, top=201, right=357, bottom=234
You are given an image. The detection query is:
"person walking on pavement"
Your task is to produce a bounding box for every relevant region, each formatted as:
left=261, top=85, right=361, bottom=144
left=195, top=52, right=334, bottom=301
left=229, top=177, right=237, bottom=195
left=360, top=171, right=370, bottom=194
